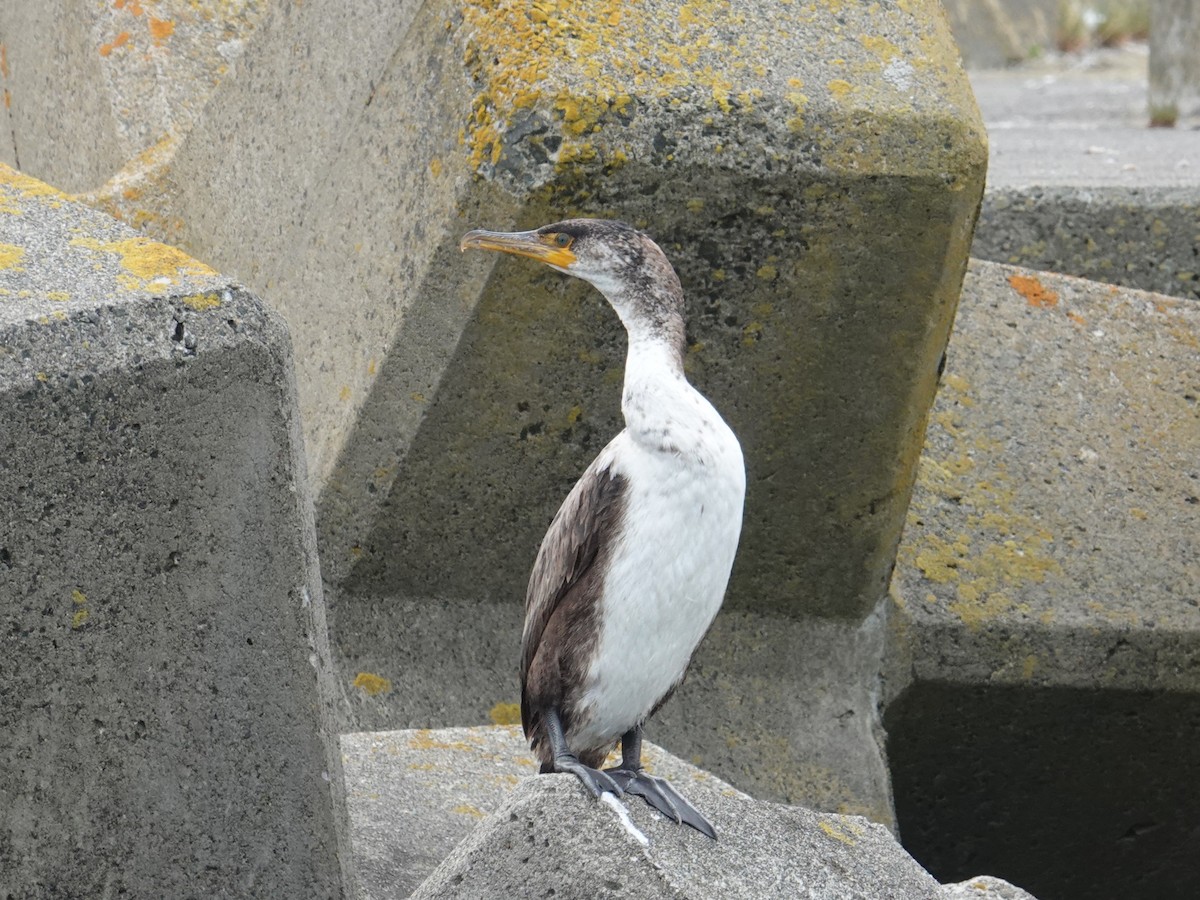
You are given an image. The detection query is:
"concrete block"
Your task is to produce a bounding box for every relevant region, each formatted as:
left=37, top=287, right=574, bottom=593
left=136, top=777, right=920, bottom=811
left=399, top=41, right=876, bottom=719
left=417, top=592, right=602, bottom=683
left=342, top=726, right=1033, bottom=900
left=976, top=186, right=1200, bottom=302
left=941, top=0, right=1059, bottom=68
left=114, top=0, right=986, bottom=625
left=0, top=1, right=267, bottom=196
left=414, top=779, right=934, bottom=900
left=970, top=55, right=1200, bottom=302
left=319, top=0, right=987, bottom=626
left=1149, top=0, right=1200, bottom=126
left=886, top=260, right=1200, bottom=900
left=341, top=725, right=747, bottom=898
left=0, top=165, right=350, bottom=897
left=336, top=597, right=895, bottom=829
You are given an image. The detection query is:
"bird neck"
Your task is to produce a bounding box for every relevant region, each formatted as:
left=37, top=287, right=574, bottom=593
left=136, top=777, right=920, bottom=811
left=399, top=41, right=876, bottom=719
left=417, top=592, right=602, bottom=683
left=620, top=324, right=700, bottom=446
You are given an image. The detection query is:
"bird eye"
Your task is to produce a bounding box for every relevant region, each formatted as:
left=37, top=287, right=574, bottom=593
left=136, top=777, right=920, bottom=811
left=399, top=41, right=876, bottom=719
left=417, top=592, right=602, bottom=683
left=553, top=233, right=572, bottom=248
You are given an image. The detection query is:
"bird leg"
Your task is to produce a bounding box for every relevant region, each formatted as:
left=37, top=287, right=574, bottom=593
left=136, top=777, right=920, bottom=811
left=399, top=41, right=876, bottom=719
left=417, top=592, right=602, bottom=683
left=604, top=725, right=718, bottom=840
left=541, top=706, right=623, bottom=798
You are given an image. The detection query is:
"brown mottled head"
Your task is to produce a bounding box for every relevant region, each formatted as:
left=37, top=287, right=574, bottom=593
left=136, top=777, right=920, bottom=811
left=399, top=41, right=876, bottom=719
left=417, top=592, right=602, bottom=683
left=461, top=219, right=686, bottom=355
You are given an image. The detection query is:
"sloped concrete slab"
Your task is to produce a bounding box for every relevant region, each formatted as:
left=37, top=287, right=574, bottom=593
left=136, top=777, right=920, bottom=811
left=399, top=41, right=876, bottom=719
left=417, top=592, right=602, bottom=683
left=342, top=725, right=745, bottom=898
left=886, top=260, right=1200, bottom=900
left=0, top=166, right=350, bottom=897
left=342, top=726, right=1035, bottom=900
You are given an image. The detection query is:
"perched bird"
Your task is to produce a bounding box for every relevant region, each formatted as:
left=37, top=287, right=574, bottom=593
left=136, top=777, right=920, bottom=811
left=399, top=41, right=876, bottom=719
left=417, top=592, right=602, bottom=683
left=460, top=219, right=745, bottom=838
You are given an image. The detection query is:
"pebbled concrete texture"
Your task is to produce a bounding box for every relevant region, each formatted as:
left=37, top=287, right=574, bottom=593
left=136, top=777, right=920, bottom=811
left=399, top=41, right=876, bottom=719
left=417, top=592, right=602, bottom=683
left=336, top=597, right=895, bottom=830
left=341, top=725, right=749, bottom=899
left=343, top=726, right=1035, bottom=899
left=0, top=166, right=351, bottom=898
left=885, top=260, right=1200, bottom=900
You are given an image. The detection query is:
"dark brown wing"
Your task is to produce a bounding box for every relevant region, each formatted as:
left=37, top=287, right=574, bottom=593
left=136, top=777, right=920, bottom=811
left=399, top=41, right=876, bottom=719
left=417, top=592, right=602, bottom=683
left=520, top=455, right=627, bottom=748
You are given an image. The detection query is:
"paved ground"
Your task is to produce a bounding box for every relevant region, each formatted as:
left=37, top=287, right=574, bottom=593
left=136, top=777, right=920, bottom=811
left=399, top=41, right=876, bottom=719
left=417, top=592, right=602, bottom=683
left=971, top=44, right=1199, bottom=188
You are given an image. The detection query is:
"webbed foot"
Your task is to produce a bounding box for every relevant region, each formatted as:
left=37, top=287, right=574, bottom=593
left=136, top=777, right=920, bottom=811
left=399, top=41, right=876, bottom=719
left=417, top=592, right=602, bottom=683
left=604, top=767, right=717, bottom=839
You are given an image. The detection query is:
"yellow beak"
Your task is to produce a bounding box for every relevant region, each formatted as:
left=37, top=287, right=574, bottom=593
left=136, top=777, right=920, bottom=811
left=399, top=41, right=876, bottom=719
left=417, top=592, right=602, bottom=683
left=459, top=228, right=576, bottom=269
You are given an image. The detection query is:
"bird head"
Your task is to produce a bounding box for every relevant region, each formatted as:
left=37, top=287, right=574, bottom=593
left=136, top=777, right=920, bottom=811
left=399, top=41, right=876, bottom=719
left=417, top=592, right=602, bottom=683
left=459, top=219, right=685, bottom=337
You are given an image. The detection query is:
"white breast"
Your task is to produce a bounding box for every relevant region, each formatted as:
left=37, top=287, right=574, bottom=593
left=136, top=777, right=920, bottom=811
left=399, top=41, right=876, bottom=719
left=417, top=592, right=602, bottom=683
left=571, top=374, right=745, bottom=751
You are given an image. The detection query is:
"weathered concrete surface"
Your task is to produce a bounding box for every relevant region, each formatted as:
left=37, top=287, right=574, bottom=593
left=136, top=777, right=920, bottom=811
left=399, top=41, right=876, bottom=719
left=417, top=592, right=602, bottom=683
left=1149, top=0, right=1200, bottom=125
left=342, top=725, right=748, bottom=898
left=970, top=47, right=1200, bottom=301
left=337, top=598, right=895, bottom=828
left=363, top=734, right=1035, bottom=900
left=0, top=166, right=351, bottom=897
left=885, top=260, right=1200, bottom=900
left=941, top=0, right=1059, bottom=68
left=325, top=0, right=986, bottom=625
left=0, top=2, right=266, bottom=198
left=341, top=726, right=1033, bottom=899
left=111, top=1, right=986, bottom=628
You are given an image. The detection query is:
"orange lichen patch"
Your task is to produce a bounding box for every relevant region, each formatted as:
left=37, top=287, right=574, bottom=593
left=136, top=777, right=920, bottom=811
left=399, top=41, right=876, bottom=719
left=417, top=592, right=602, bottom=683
left=489, top=701, right=522, bottom=725
left=99, top=31, right=131, bottom=57
left=0, top=43, right=8, bottom=78
left=70, top=235, right=215, bottom=284
left=352, top=672, right=393, bottom=696
left=1008, top=273, right=1058, bottom=309
left=1066, top=310, right=1086, bottom=326
left=148, top=17, right=175, bottom=44
left=115, top=0, right=145, bottom=15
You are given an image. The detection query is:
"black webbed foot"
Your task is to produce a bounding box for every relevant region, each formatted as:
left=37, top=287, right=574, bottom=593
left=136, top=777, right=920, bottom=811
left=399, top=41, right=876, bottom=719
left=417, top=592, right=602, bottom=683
left=605, top=726, right=718, bottom=840
left=606, top=767, right=718, bottom=839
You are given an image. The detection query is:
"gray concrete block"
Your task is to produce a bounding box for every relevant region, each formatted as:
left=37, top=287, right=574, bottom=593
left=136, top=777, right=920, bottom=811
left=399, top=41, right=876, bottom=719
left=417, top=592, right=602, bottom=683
left=941, top=0, right=1059, bottom=68
left=345, top=726, right=1036, bottom=899
left=1149, top=0, right=1200, bottom=126
left=334, top=597, right=895, bottom=829
left=886, top=260, right=1200, bottom=899
left=342, top=725, right=747, bottom=898
left=0, top=4, right=127, bottom=191
left=969, top=51, right=1200, bottom=301
left=0, top=165, right=351, bottom=897
left=976, top=185, right=1200, bottom=302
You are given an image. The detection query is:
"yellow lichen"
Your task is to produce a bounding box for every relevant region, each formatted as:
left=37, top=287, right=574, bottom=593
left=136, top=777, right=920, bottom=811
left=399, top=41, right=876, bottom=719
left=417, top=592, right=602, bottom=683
left=489, top=701, right=522, bottom=725
left=818, top=820, right=857, bottom=846
left=901, top=375, right=1062, bottom=631
left=182, top=293, right=221, bottom=311
left=0, top=243, right=24, bottom=270
left=70, top=236, right=216, bottom=285
left=352, top=672, right=393, bottom=696
left=453, top=804, right=486, bottom=818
